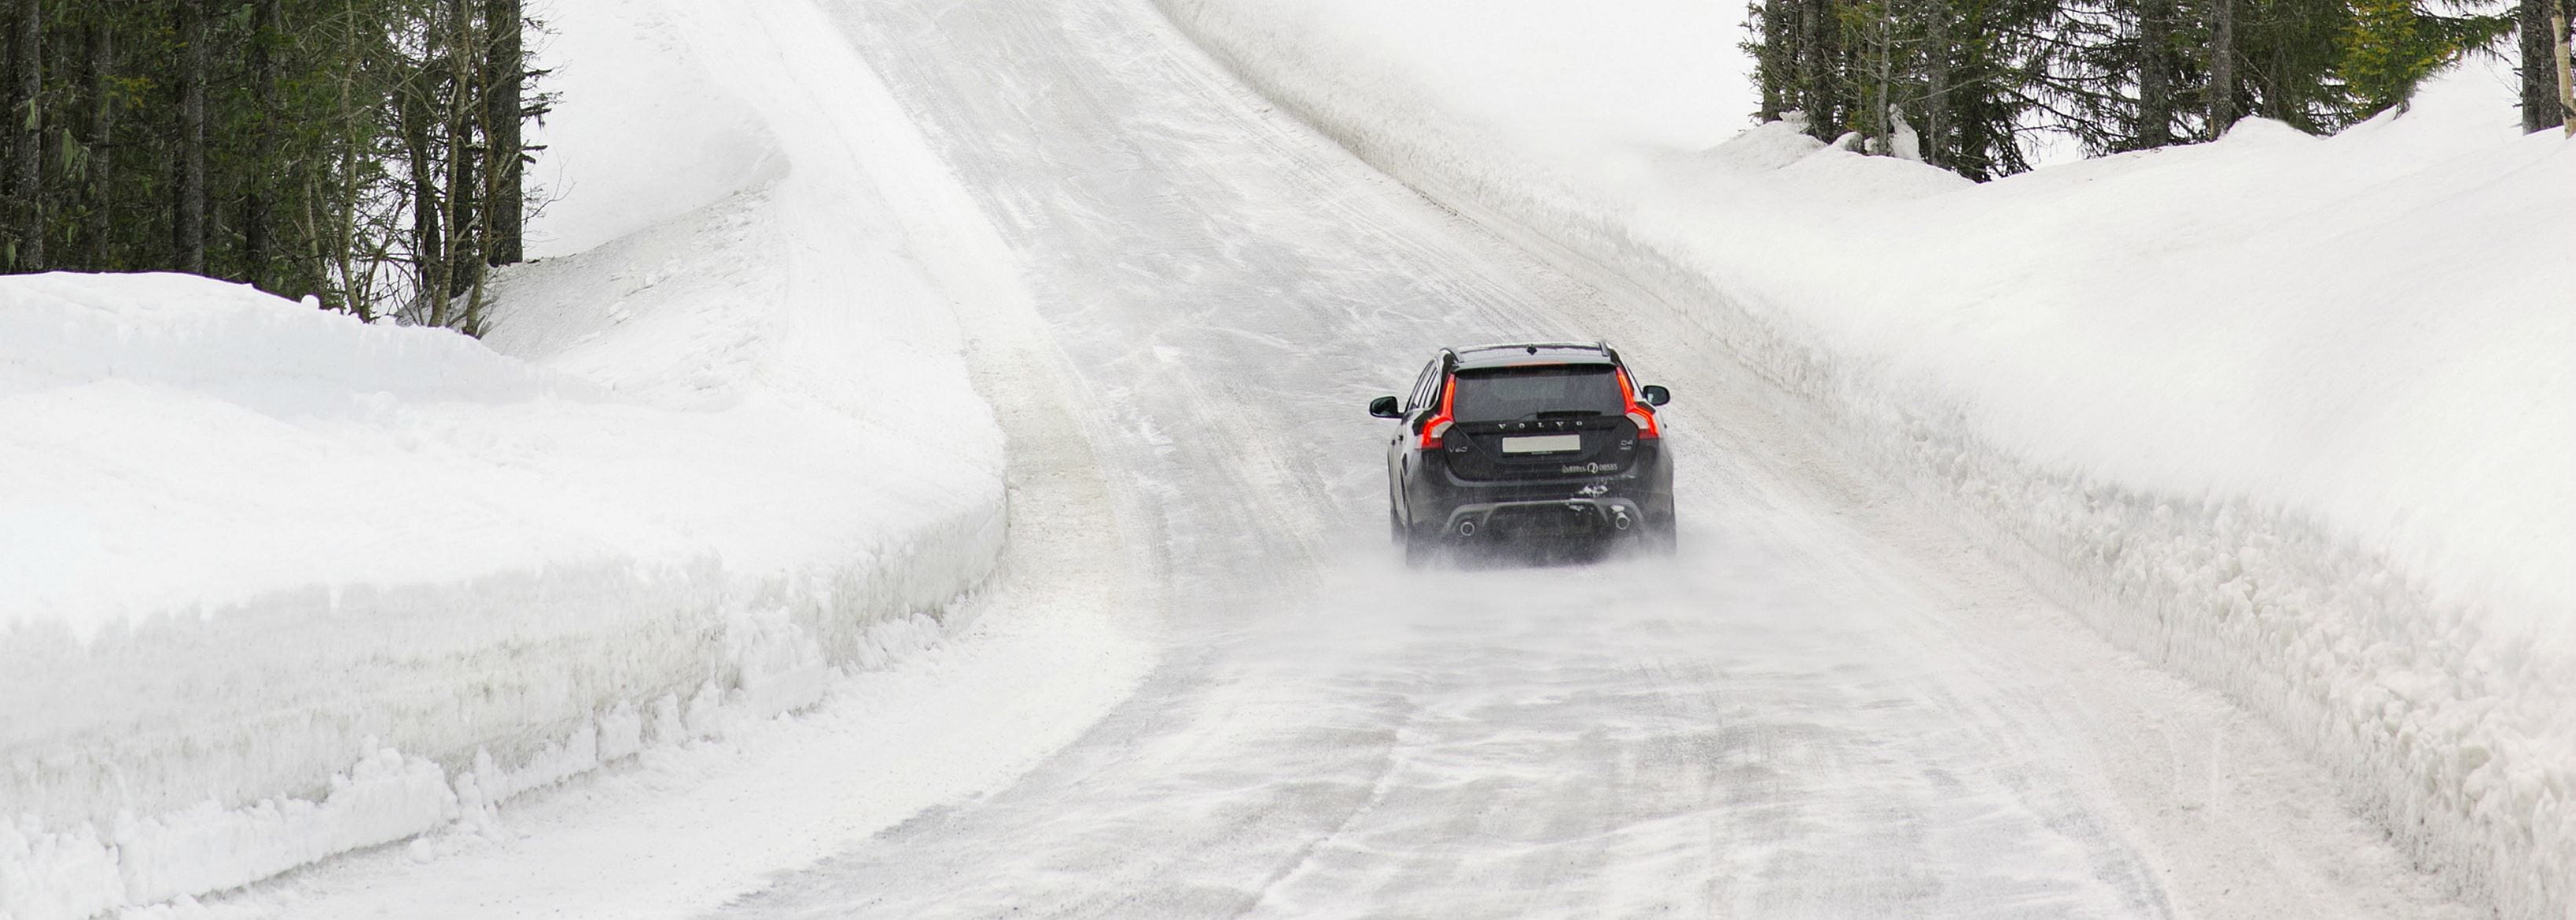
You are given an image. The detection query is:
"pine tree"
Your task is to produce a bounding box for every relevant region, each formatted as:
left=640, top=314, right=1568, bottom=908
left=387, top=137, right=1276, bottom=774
left=245, top=0, right=280, bottom=288
left=2136, top=0, right=2182, bottom=145
left=2523, top=0, right=2570, bottom=130
left=2341, top=0, right=2509, bottom=116
left=484, top=0, right=522, bottom=268
left=2208, top=0, right=2240, bottom=133
left=1924, top=0, right=1955, bottom=164
left=80, top=13, right=110, bottom=269
left=7, top=0, right=42, bottom=270
left=175, top=0, right=207, bottom=274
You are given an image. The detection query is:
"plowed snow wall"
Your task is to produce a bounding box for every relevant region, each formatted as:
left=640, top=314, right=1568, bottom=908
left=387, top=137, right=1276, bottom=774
left=1, top=505, right=1001, bottom=920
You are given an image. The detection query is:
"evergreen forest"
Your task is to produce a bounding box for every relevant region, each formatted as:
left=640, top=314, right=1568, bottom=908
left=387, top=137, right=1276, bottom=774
left=1, top=0, right=537, bottom=332
left=1747, top=0, right=2566, bottom=179
left=2, top=0, right=2569, bottom=328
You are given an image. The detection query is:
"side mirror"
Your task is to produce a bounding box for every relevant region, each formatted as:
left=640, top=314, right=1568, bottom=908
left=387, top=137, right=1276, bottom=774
left=1368, top=396, right=1403, bottom=418
left=1640, top=385, right=1671, bottom=407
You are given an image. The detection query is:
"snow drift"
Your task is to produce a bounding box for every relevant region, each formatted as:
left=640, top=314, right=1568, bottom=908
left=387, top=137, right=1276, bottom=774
left=0, top=0, right=1020, bottom=914
left=1151, top=2, right=2576, bottom=915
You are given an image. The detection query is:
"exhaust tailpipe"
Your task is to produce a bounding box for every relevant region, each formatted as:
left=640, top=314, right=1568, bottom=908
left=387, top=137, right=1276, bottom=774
left=1611, top=511, right=1633, bottom=532
left=1456, top=520, right=1478, bottom=537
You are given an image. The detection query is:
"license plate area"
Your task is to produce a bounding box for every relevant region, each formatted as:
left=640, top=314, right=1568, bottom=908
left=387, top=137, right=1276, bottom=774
left=1500, top=433, right=1583, bottom=454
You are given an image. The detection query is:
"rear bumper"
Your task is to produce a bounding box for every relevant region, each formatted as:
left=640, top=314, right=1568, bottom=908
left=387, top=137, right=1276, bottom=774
left=1402, top=446, right=1673, bottom=539
left=1443, top=496, right=1644, bottom=539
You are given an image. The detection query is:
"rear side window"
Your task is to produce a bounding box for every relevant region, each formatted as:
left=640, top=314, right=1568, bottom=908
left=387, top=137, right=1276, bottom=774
left=1406, top=359, right=1441, bottom=411
left=1449, top=365, right=1625, bottom=422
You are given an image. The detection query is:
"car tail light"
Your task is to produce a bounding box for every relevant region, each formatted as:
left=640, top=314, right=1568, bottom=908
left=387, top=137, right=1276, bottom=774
left=1419, top=377, right=1457, bottom=449
left=1617, top=368, right=1660, bottom=440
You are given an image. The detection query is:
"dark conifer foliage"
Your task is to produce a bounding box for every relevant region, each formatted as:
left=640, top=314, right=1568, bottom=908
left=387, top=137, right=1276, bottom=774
left=1748, top=0, right=2066, bottom=178
left=0, top=0, right=544, bottom=332
left=1750, top=0, right=2524, bottom=179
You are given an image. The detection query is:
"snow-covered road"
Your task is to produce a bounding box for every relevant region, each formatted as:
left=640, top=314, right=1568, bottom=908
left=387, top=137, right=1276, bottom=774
left=215, top=0, right=2484, bottom=916
left=704, top=0, right=2470, bottom=915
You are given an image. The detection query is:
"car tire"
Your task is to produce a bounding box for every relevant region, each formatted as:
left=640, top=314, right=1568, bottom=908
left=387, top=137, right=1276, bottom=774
left=1401, top=521, right=1441, bottom=569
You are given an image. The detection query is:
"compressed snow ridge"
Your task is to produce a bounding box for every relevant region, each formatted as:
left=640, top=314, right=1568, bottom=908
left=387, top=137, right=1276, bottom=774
left=0, top=0, right=1019, bottom=913
left=1150, top=3, right=2576, bottom=916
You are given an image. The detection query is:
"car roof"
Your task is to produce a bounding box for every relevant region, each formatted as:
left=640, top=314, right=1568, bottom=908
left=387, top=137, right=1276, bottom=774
left=1448, top=341, right=1617, bottom=370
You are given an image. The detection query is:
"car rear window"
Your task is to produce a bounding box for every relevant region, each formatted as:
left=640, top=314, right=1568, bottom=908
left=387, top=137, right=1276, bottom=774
left=1450, top=365, right=1625, bottom=422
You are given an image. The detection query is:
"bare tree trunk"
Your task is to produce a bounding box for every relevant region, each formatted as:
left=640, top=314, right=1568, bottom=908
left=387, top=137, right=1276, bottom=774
left=175, top=0, right=207, bottom=274
left=329, top=18, right=367, bottom=318
left=2207, top=0, right=2236, bottom=138
left=1798, top=0, right=1833, bottom=135
left=2259, top=54, right=2290, bottom=121
left=87, top=20, right=111, bottom=268
left=484, top=0, right=521, bottom=267
left=11, top=0, right=42, bottom=270
left=247, top=0, right=280, bottom=289
left=447, top=145, right=476, bottom=298
left=2556, top=4, right=2574, bottom=136
left=1870, top=8, right=1892, bottom=153
left=1926, top=0, right=1951, bottom=166
left=402, top=69, right=444, bottom=322
left=440, top=0, right=480, bottom=315
left=2526, top=0, right=2559, bottom=131
left=466, top=164, right=492, bottom=334
left=2138, top=0, right=2175, bottom=146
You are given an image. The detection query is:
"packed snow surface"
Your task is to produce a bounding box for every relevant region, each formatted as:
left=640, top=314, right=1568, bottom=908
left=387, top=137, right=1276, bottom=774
left=1154, top=1, right=2576, bottom=914
left=214, top=0, right=2482, bottom=914
left=0, top=275, right=990, bottom=638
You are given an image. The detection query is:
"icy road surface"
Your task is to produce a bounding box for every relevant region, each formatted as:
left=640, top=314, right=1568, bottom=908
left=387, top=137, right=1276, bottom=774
left=712, top=0, right=2470, bottom=914
left=234, top=0, right=2475, bottom=917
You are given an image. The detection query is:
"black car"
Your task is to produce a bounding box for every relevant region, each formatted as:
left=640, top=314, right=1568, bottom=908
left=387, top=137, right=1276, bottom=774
left=1369, top=342, right=1676, bottom=564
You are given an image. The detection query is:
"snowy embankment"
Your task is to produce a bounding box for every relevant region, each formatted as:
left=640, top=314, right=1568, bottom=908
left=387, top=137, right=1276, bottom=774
left=1154, top=2, right=2576, bottom=915
left=0, top=0, right=1022, bottom=915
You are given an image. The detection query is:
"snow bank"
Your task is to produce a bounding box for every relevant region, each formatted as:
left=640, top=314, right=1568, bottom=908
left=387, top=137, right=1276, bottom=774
left=0, top=0, right=1021, bottom=913
left=1153, top=3, right=2576, bottom=915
